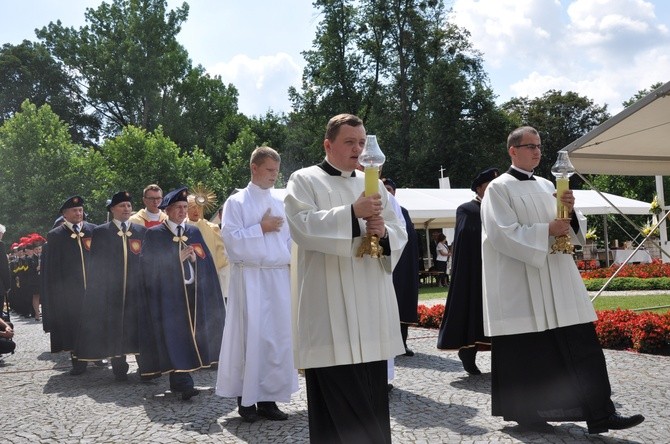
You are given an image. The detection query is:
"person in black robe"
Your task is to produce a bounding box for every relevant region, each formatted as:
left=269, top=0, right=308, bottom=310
left=437, top=168, right=498, bottom=375
left=74, top=191, right=147, bottom=381
left=139, top=186, right=225, bottom=400
left=383, top=178, right=419, bottom=356
left=42, top=195, right=96, bottom=374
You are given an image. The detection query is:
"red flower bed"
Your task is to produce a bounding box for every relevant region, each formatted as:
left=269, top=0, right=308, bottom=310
left=581, top=258, right=670, bottom=279
left=576, top=260, right=599, bottom=271
left=418, top=304, right=670, bottom=355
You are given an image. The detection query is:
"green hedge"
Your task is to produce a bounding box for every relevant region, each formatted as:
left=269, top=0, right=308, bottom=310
left=584, top=277, right=670, bottom=291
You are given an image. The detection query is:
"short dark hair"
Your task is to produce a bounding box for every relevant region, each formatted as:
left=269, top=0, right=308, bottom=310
left=325, top=114, right=364, bottom=141
left=507, top=126, right=539, bottom=148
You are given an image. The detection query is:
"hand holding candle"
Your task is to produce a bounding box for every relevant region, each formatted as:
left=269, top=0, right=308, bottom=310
left=356, top=135, right=386, bottom=258
left=550, top=151, right=576, bottom=254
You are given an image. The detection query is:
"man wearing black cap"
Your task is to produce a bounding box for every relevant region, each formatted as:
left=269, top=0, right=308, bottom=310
left=139, top=186, right=225, bottom=400
left=73, top=191, right=147, bottom=380
left=42, top=195, right=96, bottom=375
left=437, top=167, right=498, bottom=375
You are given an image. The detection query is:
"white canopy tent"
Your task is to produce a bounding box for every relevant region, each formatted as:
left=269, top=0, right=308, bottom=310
left=563, top=79, right=670, bottom=260
left=393, top=188, right=650, bottom=229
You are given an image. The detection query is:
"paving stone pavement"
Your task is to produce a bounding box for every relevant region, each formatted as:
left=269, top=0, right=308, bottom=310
left=1, top=313, right=667, bottom=443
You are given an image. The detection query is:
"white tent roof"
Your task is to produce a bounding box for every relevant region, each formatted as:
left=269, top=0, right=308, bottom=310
left=563, top=80, right=670, bottom=175
left=394, top=188, right=650, bottom=229
left=215, top=187, right=650, bottom=229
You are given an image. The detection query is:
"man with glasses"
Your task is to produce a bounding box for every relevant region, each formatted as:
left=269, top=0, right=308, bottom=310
left=129, top=184, right=168, bottom=228
left=480, top=126, right=644, bottom=434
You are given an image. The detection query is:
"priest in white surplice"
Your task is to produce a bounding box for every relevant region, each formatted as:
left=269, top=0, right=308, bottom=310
left=216, top=146, right=298, bottom=423
left=481, top=126, right=644, bottom=435
left=285, top=114, right=407, bottom=443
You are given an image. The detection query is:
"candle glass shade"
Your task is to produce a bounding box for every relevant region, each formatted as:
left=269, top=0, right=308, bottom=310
left=550, top=151, right=576, bottom=254
left=356, top=135, right=386, bottom=258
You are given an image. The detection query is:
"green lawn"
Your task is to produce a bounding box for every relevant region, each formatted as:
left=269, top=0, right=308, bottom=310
left=419, top=287, right=670, bottom=313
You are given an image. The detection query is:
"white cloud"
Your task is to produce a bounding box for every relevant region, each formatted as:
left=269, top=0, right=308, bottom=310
left=208, top=53, right=303, bottom=117
left=450, top=0, right=670, bottom=113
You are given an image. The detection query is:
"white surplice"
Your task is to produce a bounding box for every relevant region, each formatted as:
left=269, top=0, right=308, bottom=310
left=285, top=165, right=407, bottom=370
left=481, top=173, right=597, bottom=337
left=215, top=182, right=298, bottom=405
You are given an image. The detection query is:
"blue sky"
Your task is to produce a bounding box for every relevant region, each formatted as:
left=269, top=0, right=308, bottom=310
left=1, top=0, right=669, bottom=116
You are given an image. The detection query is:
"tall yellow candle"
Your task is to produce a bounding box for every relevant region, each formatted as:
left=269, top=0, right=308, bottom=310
left=556, top=177, right=569, bottom=219
left=364, top=166, right=379, bottom=197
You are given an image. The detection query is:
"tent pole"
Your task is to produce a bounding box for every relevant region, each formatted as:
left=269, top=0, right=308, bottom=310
left=655, top=176, right=668, bottom=262
left=603, top=215, right=610, bottom=267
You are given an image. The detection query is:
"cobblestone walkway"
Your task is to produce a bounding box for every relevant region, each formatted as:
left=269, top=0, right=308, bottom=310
left=2, top=314, right=667, bottom=443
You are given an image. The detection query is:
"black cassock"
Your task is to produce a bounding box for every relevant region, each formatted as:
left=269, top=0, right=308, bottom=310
left=42, top=222, right=95, bottom=352
left=393, top=207, right=419, bottom=323
left=139, top=222, right=224, bottom=376
left=437, top=199, right=490, bottom=350
left=74, top=222, right=147, bottom=361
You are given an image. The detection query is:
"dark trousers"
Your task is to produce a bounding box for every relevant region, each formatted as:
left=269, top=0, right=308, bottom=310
left=305, top=360, right=391, bottom=444
left=111, top=356, right=129, bottom=377
left=491, top=322, right=615, bottom=424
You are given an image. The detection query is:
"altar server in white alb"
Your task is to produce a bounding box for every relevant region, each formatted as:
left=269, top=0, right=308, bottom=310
left=216, top=146, right=298, bottom=423
left=481, top=125, right=644, bottom=435
left=285, top=114, right=407, bottom=443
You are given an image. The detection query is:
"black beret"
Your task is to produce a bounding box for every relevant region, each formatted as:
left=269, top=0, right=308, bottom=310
left=107, top=191, right=132, bottom=210
left=471, top=168, right=500, bottom=192
left=59, top=195, right=85, bottom=213
left=159, top=186, right=188, bottom=210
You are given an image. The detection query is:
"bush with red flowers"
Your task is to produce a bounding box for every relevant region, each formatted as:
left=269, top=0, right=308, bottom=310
left=418, top=304, right=670, bottom=355
left=417, top=304, right=445, bottom=329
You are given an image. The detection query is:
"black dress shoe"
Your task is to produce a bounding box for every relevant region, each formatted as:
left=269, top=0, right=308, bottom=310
left=257, top=402, right=289, bottom=421
left=114, top=372, right=128, bottom=382
left=181, top=388, right=200, bottom=401
left=404, top=347, right=415, bottom=357
left=238, top=404, right=259, bottom=423
left=516, top=421, right=554, bottom=433
left=458, top=348, right=481, bottom=375
left=69, top=367, right=87, bottom=376
left=387, top=383, right=394, bottom=392
left=587, top=413, right=645, bottom=434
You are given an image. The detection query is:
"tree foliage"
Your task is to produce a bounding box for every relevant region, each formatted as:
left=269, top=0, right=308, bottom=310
left=287, top=0, right=507, bottom=188
left=0, top=101, right=105, bottom=237
left=37, top=0, right=191, bottom=135
left=0, top=40, right=99, bottom=145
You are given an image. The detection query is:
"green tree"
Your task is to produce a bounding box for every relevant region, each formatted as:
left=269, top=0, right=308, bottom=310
left=37, top=0, right=191, bottom=135
left=0, top=40, right=100, bottom=145
left=93, top=125, right=223, bottom=210
left=287, top=0, right=506, bottom=189
left=501, top=90, right=610, bottom=179
left=220, top=126, right=258, bottom=198
left=0, top=101, right=108, bottom=239
left=161, top=65, right=244, bottom=167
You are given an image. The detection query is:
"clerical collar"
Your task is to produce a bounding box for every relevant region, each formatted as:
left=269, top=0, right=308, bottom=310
left=506, top=166, right=535, bottom=181
left=319, top=160, right=356, bottom=177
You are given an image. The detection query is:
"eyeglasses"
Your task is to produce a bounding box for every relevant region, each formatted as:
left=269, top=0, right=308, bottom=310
left=143, top=196, right=163, bottom=201
left=514, top=144, right=542, bottom=150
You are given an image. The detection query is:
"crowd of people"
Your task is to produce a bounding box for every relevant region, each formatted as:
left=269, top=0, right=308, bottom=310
left=1, top=119, right=646, bottom=442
